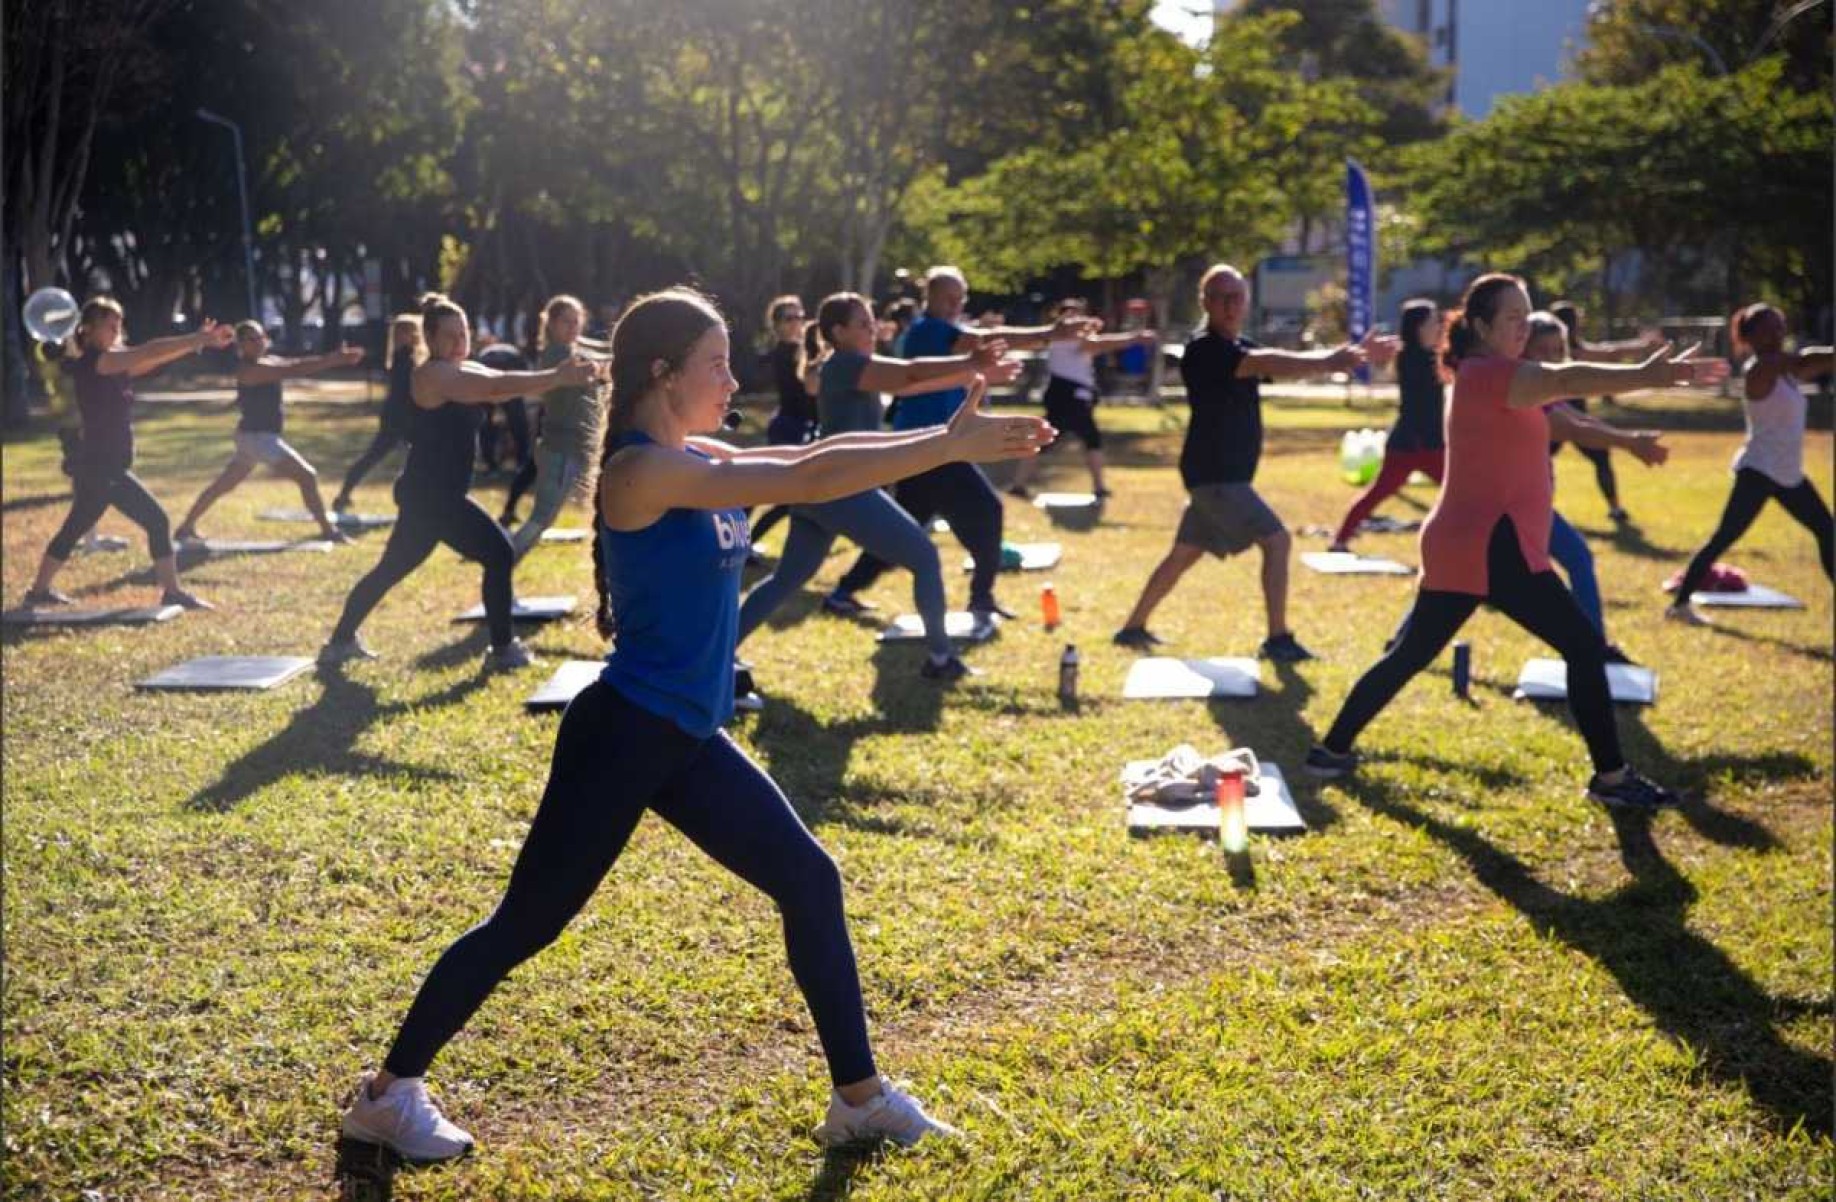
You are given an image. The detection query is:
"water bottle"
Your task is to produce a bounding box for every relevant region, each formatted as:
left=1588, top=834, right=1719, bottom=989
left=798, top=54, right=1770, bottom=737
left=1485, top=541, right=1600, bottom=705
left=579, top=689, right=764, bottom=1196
left=1216, top=768, right=1248, bottom=854
left=1041, top=582, right=1061, bottom=632
left=1057, top=643, right=1079, bottom=708
left=1451, top=640, right=1471, bottom=699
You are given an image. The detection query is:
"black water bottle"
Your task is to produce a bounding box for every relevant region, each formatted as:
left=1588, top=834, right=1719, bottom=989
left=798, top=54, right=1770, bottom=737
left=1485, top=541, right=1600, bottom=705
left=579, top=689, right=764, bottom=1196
left=1451, top=640, right=1471, bottom=698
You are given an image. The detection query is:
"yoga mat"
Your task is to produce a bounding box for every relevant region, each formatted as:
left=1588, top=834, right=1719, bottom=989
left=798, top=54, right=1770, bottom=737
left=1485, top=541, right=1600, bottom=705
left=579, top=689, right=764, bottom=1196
left=877, top=611, right=998, bottom=643
left=453, top=595, right=577, bottom=623
left=1122, top=657, right=1260, bottom=700
left=3, top=604, right=184, bottom=628
left=1300, top=551, right=1413, bottom=576
left=1514, top=659, right=1658, bottom=705
left=137, top=655, right=313, bottom=691
left=1123, top=761, right=1306, bottom=836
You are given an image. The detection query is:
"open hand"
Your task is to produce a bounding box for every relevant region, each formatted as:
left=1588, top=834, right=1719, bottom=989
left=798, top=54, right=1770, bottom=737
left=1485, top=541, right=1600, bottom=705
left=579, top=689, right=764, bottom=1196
left=945, top=375, right=1055, bottom=463
left=1641, top=343, right=1729, bottom=390
left=1623, top=430, right=1669, bottom=467
left=196, top=319, right=235, bottom=350
left=1359, top=331, right=1401, bottom=369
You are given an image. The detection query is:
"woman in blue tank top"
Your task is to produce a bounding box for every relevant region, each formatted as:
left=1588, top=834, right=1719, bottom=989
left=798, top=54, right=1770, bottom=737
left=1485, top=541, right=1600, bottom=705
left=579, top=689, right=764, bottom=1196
left=319, top=294, right=602, bottom=671
left=172, top=321, right=363, bottom=547
left=339, top=288, right=1054, bottom=1166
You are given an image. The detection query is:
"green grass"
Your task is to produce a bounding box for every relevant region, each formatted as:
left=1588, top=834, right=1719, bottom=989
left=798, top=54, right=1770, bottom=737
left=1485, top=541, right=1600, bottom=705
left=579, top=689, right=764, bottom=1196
left=3, top=394, right=1829, bottom=1200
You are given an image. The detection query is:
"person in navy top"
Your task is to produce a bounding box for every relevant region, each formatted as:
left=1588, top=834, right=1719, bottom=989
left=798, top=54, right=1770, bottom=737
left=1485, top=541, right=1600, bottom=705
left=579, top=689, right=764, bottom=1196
left=22, top=296, right=233, bottom=612
left=172, top=321, right=363, bottom=547
left=339, top=287, right=1054, bottom=1164
left=1112, top=264, right=1396, bottom=662
left=332, top=313, right=423, bottom=513
left=826, top=265, right=1093, bottom=638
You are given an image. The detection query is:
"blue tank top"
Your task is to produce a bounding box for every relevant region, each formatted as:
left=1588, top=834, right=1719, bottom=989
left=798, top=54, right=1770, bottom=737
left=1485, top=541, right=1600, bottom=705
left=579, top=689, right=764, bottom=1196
left=597, top=432, right=750, bottom=738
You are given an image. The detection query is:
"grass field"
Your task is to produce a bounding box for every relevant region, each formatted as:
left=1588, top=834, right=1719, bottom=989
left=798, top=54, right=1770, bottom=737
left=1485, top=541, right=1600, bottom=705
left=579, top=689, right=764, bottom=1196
left=3, top=390, right=1830, bottom=1200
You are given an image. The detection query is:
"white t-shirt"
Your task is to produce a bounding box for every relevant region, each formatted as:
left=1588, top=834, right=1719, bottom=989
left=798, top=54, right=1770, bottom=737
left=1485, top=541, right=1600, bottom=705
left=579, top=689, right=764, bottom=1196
left=1045, top=337, right=1096, bottom=389
left=1732, top=368, right=1807, bottom=486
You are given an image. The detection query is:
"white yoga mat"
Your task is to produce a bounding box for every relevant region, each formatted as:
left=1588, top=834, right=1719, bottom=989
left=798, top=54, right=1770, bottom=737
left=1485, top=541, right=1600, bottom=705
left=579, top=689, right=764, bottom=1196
left=877, top=611, right=998, bottom=643
left=2, top=604, right=184, bottom=628
left=525, top=659, right=603, bottom=711
left=1033, top=492, right=1099, bottom=510
left=1514, top=658, right=1658, bottom=705
left=453, top=595, right=577, bottom=623
left=1122, top=656, right=1260, bottom=700
left=137, top=655, right=313, bottom=691
left=539, top=528, right=591, bottom=543
left=261, top=508, right=394, bottom=528
left=1688, top=585, right=1805, bottom=609
left=1301, top=551, right=1413, bottom=576
left=1123, top=761, right=1306, bottom=836
left=186, top=538, right=333, bottom=556
left=964, top=542, right=1063, bottom=573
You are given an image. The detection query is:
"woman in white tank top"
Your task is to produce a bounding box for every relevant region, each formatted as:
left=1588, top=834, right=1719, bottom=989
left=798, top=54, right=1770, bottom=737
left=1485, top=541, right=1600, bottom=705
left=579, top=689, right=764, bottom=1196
left=1668, top=303, right=1833, bottom=624
left=1008, top=298, right=1158, bottom=499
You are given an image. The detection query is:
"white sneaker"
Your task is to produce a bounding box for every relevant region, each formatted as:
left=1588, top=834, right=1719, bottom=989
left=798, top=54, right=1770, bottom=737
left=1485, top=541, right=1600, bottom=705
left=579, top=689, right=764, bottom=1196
left=812, top=1078, right=959, bottom=1149
left=319, top=636, right=379, bottom=665
left=968, top=610, right=1002, bottom=642
left=485, top=637, right=537, bottom=671
left=340, top=1074, right=474, bottom=1165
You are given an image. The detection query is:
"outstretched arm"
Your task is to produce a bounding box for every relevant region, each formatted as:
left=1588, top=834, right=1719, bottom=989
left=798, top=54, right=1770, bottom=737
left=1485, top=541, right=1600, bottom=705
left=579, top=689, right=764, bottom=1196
left=1546, top=404, right=1668, bottom=465
left=1745, top=347, right=1834, bottom=400
left=239, top=346, right=363, bottom=385
left=952, top=313, right=1099, bottom=354
left=1572, top=330, right=1665, bottom=362
left=1240, top=332, right=1399, bottom=382
left=413, top=356, right=603, bottom=408
left=1508, top=343, right=1727, bottom=410
left=855, top=344, right=1021, bottom=396
left=98, top=321, right=235, bottom=377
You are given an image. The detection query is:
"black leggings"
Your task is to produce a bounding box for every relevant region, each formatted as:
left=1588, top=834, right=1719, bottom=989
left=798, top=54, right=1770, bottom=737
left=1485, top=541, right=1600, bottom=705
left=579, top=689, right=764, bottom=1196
left=503, top=456, right=539, bottom=517
left=1323, top=519, right=1623, bottom=774
left=382, top=681, right=875, bottom=1086
left=835, top=460, right=1004, bottom=611
left=47, top=466, right=173, bottom=561
left=337, top=427, right=406, bottom=502
left=331, top=480, right=515, bottom=647
left=1675, top=468, right=1834, bottom=600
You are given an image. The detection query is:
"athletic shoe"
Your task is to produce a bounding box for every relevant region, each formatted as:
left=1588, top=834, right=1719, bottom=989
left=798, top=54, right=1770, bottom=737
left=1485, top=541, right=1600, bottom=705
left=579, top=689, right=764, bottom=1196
left=1664, top=603, right=1712, bottom=628
left=161, top=588, right=216, bottom=611
left=1093, top=487, right=1114, bottom=499
left=1602, top=642, right=1637, bottom=666
left=822, top=592, right=876, bottom=618
left=1326, top=542, right=1351, bottom=554
left=78, top=534, right=130, bottom=553
left=174, top=529, right=206, bottom=549
left=975, top=600, right=1019, bottom=621
left=341, top=1074, right=474, bottom=1165
left=1259, top=633, right=1316, bottom=663
left=485, top=639, right=537, bottom=671
left=1006, top=485, right=1033, bottom=500
left=318, top=636, right=379, bottom=665
left=812, top=1078, right=959, bottom=1149
left=330, top=496, right=354, bottom=515
left=320, top=529, right=356, bottom=546
left=734, top=664, right=756, bottom=698
left=1303, top=744, right=1360, bottom=779
left=921, top=654, right=980, bottom=682
left=1112, top=626, right=1164, bottom=650
left=1586, top=768, right=1677, bottom=812
left=21, top=587, right=75, bottom=608
left=1608, top=506, right=1631, bottom=522
left=968, top=610, right=1002, bottom=641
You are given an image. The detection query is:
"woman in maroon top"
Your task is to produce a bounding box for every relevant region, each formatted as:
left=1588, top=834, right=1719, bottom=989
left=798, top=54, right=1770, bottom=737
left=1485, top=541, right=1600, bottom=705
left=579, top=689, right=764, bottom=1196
left=23, top=298, right=234, bottom=611
left=1305, top=274, right=1723, bottom=812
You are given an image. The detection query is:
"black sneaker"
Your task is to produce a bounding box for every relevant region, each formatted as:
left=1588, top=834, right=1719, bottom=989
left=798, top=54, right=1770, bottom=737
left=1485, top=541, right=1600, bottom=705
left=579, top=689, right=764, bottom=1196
left=921, top=654, right=979, bottom=682
left=1260, top=633, right=1316, bottom=663
left=733, top=665, right=756, bottom=698
left=21, top=587, right=74, bottom=608
left=821, top=592, right=875, bottom=618
left=1602, top=642, right=1637, bottom=666
left=1112, top=626, right=1164, bottom=650
left=974, top=600, right=1018, bottom=621
left=1303, top=744, right=1360, bottom=779
left=1093, top=487, right=1114, bottom=499
left=1586, top=768, right=1677, bottom=812
left=1006, top=485, right=1033, bottom=500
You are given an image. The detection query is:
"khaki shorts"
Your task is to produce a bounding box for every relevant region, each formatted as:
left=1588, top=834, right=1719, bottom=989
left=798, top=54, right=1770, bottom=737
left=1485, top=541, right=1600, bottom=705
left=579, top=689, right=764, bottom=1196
left=1176, top=482, right=1283, bottom=557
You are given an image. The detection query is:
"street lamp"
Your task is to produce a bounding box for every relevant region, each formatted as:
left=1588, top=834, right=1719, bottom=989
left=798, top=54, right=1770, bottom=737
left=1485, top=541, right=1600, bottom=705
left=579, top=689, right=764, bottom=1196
left=195, top=107, right=258, bottom=321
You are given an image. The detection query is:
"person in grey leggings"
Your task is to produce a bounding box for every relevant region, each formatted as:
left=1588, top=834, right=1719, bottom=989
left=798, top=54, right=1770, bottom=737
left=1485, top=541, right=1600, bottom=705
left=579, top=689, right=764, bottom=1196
left=737, top=291, right=1022, bottom=682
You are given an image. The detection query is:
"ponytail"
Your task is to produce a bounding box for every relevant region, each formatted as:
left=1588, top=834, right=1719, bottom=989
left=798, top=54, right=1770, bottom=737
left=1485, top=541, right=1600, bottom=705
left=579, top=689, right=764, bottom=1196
left=1728, top=303, right=1776, bottom=361
left=586, top=286, right=727, bottom=639
left=420, top=292, right=465, bottom=345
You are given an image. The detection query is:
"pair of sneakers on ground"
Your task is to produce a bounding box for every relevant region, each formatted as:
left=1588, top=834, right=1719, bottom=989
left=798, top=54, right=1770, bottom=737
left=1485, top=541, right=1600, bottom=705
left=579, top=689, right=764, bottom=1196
left=318, top=634, right=537, bottom=672
left=19, top=583, right=215, bottom=612
left=340, top=1072, right=957, bottom=1165
left=1111, top=624, right=1314, bottom=664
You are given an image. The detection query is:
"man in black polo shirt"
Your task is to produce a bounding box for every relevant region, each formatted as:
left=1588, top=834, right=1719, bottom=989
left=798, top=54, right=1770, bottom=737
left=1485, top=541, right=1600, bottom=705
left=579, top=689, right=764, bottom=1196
left=1114, top=264, right=1396, bottom=661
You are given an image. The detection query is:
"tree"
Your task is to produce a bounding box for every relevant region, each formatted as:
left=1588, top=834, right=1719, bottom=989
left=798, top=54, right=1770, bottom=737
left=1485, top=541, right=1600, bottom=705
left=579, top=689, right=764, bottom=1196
left=1579, top=0, right=1831, bottom=91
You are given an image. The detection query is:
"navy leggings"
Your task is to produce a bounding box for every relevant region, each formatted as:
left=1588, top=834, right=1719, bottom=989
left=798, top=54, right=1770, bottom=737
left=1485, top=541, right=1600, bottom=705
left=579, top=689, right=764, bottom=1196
left=382, top=681, right=876, bottom=1087
left=1675, top=468, right=1833, bottom=600
left=331, top=479, right=515, bottom=647
left=835, top=460, right=1003, bottom=612
left=1324, top=518, right=1623, bottom=774
left=47, top=465, right=173, bottom=561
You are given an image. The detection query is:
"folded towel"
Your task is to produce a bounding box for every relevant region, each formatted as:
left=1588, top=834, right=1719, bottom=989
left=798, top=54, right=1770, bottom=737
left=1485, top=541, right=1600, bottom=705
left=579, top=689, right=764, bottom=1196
left=1124, top=744, right=1261, bottom=806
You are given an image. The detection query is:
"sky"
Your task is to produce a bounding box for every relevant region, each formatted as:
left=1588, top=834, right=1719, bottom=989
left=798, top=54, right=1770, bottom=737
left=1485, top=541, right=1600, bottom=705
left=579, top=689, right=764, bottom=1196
left=1149, top=1, right=1213, bottom=46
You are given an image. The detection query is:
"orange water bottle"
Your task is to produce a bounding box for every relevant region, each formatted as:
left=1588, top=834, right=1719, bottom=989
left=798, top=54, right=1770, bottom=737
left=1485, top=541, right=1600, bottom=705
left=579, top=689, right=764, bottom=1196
left=1040, top=582, right=1061, bottom=631
left=1215, top=768, right=1248, bottom=854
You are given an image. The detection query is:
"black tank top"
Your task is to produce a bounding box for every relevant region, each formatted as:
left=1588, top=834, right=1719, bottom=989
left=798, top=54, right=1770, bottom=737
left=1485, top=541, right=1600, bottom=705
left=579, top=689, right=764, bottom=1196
left=402, top=399, right=483, bottom=497
left=237, top=378, right=284, bottom=433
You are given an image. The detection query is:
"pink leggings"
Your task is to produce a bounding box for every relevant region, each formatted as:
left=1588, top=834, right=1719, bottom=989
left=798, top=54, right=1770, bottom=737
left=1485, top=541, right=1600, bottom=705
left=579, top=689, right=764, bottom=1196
left=1333, top=448, right=1446, bottom=546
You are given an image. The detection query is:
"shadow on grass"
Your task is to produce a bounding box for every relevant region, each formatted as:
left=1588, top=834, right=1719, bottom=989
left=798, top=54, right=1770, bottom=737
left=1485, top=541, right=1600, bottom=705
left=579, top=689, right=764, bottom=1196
left=797, top=1143, right=885, bottom=1201
left=183, top=663, right=484, bottom=813
left=1569, top=517, right=1684, bottom=561
left=1687, top=617, right=1834, bottom=665
left=1341, top=773, right=1833, bottom=1137
left=1, top=489, right=72, bottom=514
left=1205, top=660, right=1342, bottom=832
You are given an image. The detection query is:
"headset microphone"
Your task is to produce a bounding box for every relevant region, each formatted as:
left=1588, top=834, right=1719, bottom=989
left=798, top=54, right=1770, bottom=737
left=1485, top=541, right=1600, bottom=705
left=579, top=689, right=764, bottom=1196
left=721, top=409, right=743, bottom=431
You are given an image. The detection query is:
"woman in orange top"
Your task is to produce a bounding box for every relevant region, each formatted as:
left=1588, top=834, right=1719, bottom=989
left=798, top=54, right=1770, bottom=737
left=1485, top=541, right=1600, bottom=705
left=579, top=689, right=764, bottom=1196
left=1304, top=273, right=1725, bottom=812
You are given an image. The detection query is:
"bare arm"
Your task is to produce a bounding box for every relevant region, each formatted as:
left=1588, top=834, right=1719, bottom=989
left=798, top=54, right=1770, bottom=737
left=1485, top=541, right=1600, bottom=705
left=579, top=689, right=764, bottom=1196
left=952, top=314, right=1097, bottom=354
left=1075, top=330, right=1155, bottom=355
left=604, top=378, right=1050, bottom=527
left=856, top=348, right=1019, bottom=396
left=1547, top=404, right=1668, bottom=465
left=413, top=357, right=601, bottom=409
left=1506, top=344, right=1727, bottom=410
left=1572, top=331, right=1664, bottom=362
left=238, top=347, right=363, bottom=385
left=686, top=429, right=931, bottom=464
left=1240, top=333, right=1398, bottom=382
left=1746, top=348, right=1834, bottom=399
left=98, top=322, right=233, bottom=377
